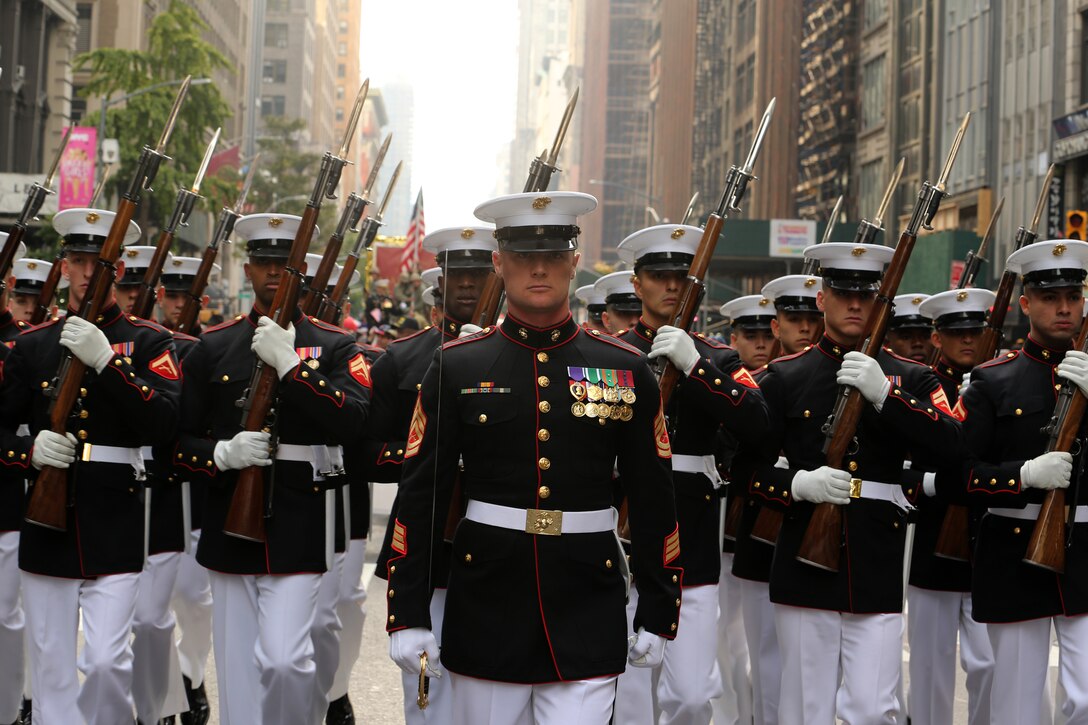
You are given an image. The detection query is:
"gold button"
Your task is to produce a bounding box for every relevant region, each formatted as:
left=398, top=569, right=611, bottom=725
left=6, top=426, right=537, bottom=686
left=705, top=494, right=712, bottom=501
left=698, top=368, right=705, bottom=375
left=989, top=478, right=997, bottom=486
left=389, top=565, right=396, bottom=573
left=670, top=623, right=678, bottom=632
left=910, top=399, right=917, bottom=405
left=478, top=414, right=488, bottom=423
left=222, top=375, right=230, bottom=382
left=1008, top=480, right=1016, bottom=486
left=416, top=383, right=421, bottom=391
left=714, top=378, right=721, bottom=385
left=313, top=485, right=319, bottom=492
left=141, top=386, right=149, bottom=392
left=177, top=453, right=183, bottom=459
left=538, top=375, right=550, bottom=387
left=302, top=370, right=310, bottom=378
left=388, top=589, right=395, bottom=598
left=605, top=559, right=613, bottom=568
left=539, top=486, right=551, bottom=499
left=465, top=554, right=472, bottom=563
left=388, top=615, right=395, bottom=623
left=318, top=380, right=326, bottom=387
left=80, top=410, right=89, bottom=419
left=768, top=486, right=775, bottom=493
left=675, top=598, right=681, bottom=607
left=538, top=457, right=551, bottom=470
left=335, top=391, right=341, bottom=397
left=78, top=430, right=88, bottom=440
left=539, top=401, right=551, bottom=413
left=537, top=352, right=549, bottom=363
left=907, top=489, right=914, bottom=496
left=893, top=522, right=899, bottom=528
left=1013, top=527, right=1021, bottom=535
left=206, top=460, right=213, bottom=467
left=384, top=451, right=391, bottom=458
left=753, top=481, right=761, bottom=489
left=1015, top=408, right=1022, bottom=416
left=396, top=449, right=404, bottom=455
left=40, top=381, right=48, bottom=389
left=803, top=410, right=811, bottom=418
left=973, top=478, right=979, bottom=484
left=672, top=575, right=678, bottom=583
left=848, top=461, right=858, bottom=472
left=833, top=346, right=841, bottom=355
left=80, top=387, right=88, bottom=397
left=927, top=408, right=933, bottom=414
left=538, top=428, right=550, bottom=441
left=192, top=456, right=198, bottom=463
left=114, top=358, right=122, bottom=366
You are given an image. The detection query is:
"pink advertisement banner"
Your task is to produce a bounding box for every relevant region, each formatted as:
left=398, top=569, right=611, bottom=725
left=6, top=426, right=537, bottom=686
left=58, top=126, right=97, bottom=210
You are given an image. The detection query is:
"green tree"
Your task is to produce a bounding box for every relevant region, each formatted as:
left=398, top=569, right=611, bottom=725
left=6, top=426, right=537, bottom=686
left=247, top=116, right=323, bottom=218
left=76, top=0, right=235, bottom=237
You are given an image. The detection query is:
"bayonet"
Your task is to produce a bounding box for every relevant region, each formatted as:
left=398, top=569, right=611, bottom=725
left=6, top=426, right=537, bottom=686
left=852, top=158, right=905, bottom=247
left=90, top=163, right=114, bottom=206
left=44, top=126, right=73, bottom=190
left=974, top=196, right=1004, bottom=264
left=191, top=127, right=220, bottom=193
left=546, top=87, right=579, bottom=166
left=820, top=195, right=844, bottom=245
left=936, top=112, right=971, bottom=192
left=717, top=97, right=776, bottom=215
left=314, top=79, right=368, bottom=203
left=1030, top=163, right=1057, bottom=238
left=906, top=112, right=971, bottom=237
left=375, top=161, right=403, bottom=221
left=524, top=88, right=579, bottom=192
left=681, top=192, right=699, bottom=225
left=234, top=153, right=261, bottom=214
left=155, top=75, right=191, bottom=155
left=338, top=78, right=369, bottom=159
left=741, top=97, right=775, bottom=175
left=363, top=133, right=392, bottom=200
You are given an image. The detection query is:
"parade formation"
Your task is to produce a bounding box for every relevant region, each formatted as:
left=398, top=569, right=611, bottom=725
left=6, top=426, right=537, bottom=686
left=2, top=53, right=1088, bottom=725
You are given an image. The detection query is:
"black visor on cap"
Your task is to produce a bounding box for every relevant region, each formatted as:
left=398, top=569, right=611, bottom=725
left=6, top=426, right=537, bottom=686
left=588, top=309, right=604, bottom=323
left=118, top=267, right=149, bottom=286
left=772, top=295, right=820, bottom=313
left=246, top=237, right=292, bottom=259
left=821, top=267, right=882, bottom=292
left=159, top=273, right=195, bottom=292
left=605, top=292, right=642, bottom=313
left=437, top=249, right=495, bottom=269
left=935, top=311, right=987, bottom=331
left=731, top=315, right=775, bottom=331
left=495, top=225, right=579, bottom=252
left=11, top=279, right=44, bottom=296
left=634, top=251, right=693, bottom=272
left=889, top=314, right=932, bottom=330
left=586, top=302, right=607, bottom=315
left=62, top=234, right=108, bottom=255
left=1023, top=268, right=1088, bottom=289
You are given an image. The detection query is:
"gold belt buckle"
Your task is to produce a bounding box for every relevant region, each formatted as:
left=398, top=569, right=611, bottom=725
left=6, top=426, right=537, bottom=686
left=525, top=508, right=563, bottom=536
left=850, top=478, right=863, bottom=499
left=81, top=443, right=93, bottom=463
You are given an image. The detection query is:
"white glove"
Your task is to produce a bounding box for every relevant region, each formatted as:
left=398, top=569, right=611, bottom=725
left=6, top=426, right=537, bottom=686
left=389, top=627, right=442, bottom=677
left=31, top=430, right=78, bottom=470
left=627, top=627, right=666, bottom=668
left=458, top=323, right=482, bottom=339
left=837, top=351, right=890, bottom=410
left=213, top=431, right=272, bottom=471
left=647, top=325, right=700, bottom=376
left=960, top=371, right=972, bottom=390
left=59, top=316, right=114, bottom=373
left=1020, top=451, right=1073, bottom=491
left=252, top=317, right=299, bottom=379
left=791, top=466, right=853, bottom=505
left=1057, top=350, right=1088, bottom=398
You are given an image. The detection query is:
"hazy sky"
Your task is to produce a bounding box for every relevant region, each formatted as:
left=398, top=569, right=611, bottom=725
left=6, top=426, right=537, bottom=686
left=360, top=0, right=519, bottom=230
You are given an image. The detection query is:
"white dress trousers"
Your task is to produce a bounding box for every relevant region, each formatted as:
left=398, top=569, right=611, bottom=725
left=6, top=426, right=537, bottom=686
left=209, top=571, right=321, bottom=725
left=449, top=672, right=618, bottom=725
left=22, top=570, right=140, bottom=725
left=312, top=550, right=345, bottom=721
left=133, top=550, right=188, bottom=722
left=613, top=585, right=655, bottom=725
left=403, top=588, right=452, bottom=725
left=738, top=577, right=780, bottom=725
left=774, top=604, right=903, bottom=725
left=0, top=532, right=25, bottom=724
left=329, top=536, right=368, bottom=702
left=711, top=555, right=753, bottom=725
left=171, top=528, right=213, bottom=688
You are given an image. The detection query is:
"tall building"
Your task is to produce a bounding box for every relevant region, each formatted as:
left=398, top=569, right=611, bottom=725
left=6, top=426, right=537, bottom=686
left=330, top=0, right=364, bottom=189
left=0, top=0, right=77, bottom=176
left=577, top=0, right=654, bottom=264
left=261, top=0, right=318, bottom=143
left=309, top=0, right=338, bottom=151
left=646, top=0, right=697, bottom=223
left=376, top=80, right=415, bottom=236
left=795, top=0, right=859, bottom=221
left=690, top=0, right=731, bottom=224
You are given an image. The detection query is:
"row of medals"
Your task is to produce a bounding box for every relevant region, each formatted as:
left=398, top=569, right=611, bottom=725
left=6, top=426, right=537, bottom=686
left=570, top=381, right=636, bottom=421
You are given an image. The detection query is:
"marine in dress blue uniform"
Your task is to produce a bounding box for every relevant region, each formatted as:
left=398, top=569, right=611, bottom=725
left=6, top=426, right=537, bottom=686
left=592, top=270, right=641, bottom=335
left=887, top=293, right=933, bottom=363
left=574, top=282, right=608, bottom=334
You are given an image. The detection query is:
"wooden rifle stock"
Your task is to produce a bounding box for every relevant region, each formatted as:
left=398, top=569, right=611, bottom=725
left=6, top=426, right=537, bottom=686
left=722, top=493, right=744, bottom=541
left=319, top=251, right=358, bottom=324
left=133, top=228, right=175, bottom=320
left=175, top=242, right=218, bottom=334
left=30, top=254, right=64, bottom=325
left=224, top=203, right=322, bottom=542
left=471, top=274, right=505, bottom=328
left=300, top=237, right=343, bottom=317
left=1023, top=321, right=1088, bottom=572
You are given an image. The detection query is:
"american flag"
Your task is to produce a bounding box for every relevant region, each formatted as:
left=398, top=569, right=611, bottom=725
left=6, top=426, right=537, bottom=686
left=399, top=189, right=425, bottom=273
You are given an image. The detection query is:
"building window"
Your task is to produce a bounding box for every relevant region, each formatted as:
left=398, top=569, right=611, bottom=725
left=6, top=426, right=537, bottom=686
left=861, top=55, right=886, bottom=131
left=736, top=0, right=756, bottom=45
left=70, top=84, right=87, bottom=124
left=261, top=95, right=286, bottom=117
left=267, top=0, right=289, bottom=11
left=262, top=59, right=287, bottom=84
left=76, top=4, right=94, bottom=54
left=735, top=54, right=755, bottom=109
left=337, top=64, right=346, bottom=78
left=338, top=21, right=348, bottom=34
left=265, top=23, right=289, bottom=49
left=1081, top=11, right=1088, bottom=103
left=864, top=0, right=888, bottom=30
left=335, top=108, right=345, bottom=122
left=858, top=160, right=885, bottom=221
left=336, top=85, right=345, bottom=100
left=338, top=42, right=347, bottom=56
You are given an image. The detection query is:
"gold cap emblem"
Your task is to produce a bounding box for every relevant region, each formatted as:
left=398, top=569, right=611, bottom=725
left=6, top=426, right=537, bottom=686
left=85, top=212, right=100, bottom=224
left=126, top=249, right=139, bottom=258
left=26, top=261, right=37, bottom=271
left=1053, top=243, right=1067, bottom=256
left=671, top=228, right=686, bottom=239
left=759, top=297, right=770, bottom=306
left=172, top=259, right=183, bottom=267
left=956, top=290, right=969, bottom=302
left=912, top=296, right=923, bottom=305
left=804, top=277, right=817, bottom=287
left=268, top=217, right=283, bottom=228
left=461, top=228, right=475, bottom=239
left=851, top=247, right=867, bottom=256
left=531, top=196, right=552, bottom=210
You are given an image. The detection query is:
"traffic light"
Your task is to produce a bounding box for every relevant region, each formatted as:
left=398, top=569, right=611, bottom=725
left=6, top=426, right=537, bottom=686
left=1067, top=210, right=1088, bottom=240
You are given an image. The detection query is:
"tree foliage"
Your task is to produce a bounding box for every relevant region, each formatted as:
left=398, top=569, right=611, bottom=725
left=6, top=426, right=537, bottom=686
left=75, top=0, right=236, bottom=236
left=246, top=116, right=324, bottom=218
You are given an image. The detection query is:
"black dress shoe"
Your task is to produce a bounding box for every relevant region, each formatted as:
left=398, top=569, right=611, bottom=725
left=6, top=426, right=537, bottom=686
left=178, top=676, right=210, bottom=725
left=325, top=694, right=355, bottom=725
left=17, top=699, right=29, bottom=725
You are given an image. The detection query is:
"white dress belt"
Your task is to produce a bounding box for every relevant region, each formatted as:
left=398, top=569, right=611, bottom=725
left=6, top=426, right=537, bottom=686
left=81, top=443, right=146, bottom=480
left=274, top=443, right=345, bottom=481
left=989, top=503, right=1088, bottom=523
left=851, top=479, right=913, bottom=511
left=464, top=499, right=617, bottom=536
left=672, top=453, right=724, bottom=487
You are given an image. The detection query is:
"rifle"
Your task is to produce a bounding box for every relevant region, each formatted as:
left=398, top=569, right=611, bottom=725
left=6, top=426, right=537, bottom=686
left=25, top=78, right=192, bottom=531
left=175, top=156, right=261, bottom=335
left=795, top=113, right=971, bottom=572
left=223, top=80, right=367, bottom=542
left=133, top=128, right=220, bottom=320
left=749, top=163, right=905, bottom=546
left=1, top=127, right=70, bottom=291
left=31, top=163, right=115, bottom=325
left=302, top=133, right=390, bottom=317
left=319, top=159, right=402, bottom=324
left=1023, top=316, right=1088, bottom=573
left=926, top=199, right=1003, bottom=562
left=471, top=88, right=579, bottom=328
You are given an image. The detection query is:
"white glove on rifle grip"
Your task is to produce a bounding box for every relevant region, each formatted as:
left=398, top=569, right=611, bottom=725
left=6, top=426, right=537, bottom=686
left=647, top=325, right=700, bottom=377
left=836, top=351, right=890, bottom=410
left=59, top=316, right=115, bottom=373
left=791, top=466, right=853, bottom=505
left=1057, top=350, right=1088, bottom=398
left=1020, top=451, right=1073, bottom=491
left=252, top=317, right=299, bottom=379
left=627, top=627, right=666, bottom=668
left=390, top=627, right=442, bottom=677
left=31, top=430, right=78, bottom=470
left=213, top=431, right=272, bottom=471
left=458, top=323, right=483, bottom=339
